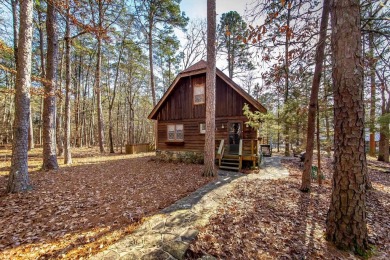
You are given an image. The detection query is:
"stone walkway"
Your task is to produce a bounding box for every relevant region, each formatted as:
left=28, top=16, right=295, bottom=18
left=91, top=156, right=289, bottom=260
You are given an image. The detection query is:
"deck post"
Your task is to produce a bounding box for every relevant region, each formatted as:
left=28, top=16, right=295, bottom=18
left=238, top=139, right=243, bottom=171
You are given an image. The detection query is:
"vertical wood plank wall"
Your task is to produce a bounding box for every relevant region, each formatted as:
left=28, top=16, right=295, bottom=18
left=155, top=73, right=259, bottom=152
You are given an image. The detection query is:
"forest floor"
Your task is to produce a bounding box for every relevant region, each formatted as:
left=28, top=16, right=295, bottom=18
left=188, top=155, right=390, bottom=259
left=0, top=147, right=215, bottom=259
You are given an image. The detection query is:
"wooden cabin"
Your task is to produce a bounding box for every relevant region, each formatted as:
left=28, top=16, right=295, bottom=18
left=148, top=60, right=267, bottom=171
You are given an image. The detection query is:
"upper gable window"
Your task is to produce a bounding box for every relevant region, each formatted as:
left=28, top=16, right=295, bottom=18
left=194, top=83, right=205, bottom=105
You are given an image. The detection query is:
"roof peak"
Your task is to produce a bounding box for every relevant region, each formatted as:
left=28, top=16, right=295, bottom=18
left=181, top=60, right=207, bottom=74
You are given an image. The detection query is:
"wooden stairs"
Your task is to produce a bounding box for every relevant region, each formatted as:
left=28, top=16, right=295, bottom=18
left=216, top=139, right=260, bottom=172
left=219, top=154, right=240, bottom=172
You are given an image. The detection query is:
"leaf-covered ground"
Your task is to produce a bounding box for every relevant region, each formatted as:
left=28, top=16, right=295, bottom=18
left=0, top=148, right=215, bottom=259
left=188, top=156, right=390, bottom=259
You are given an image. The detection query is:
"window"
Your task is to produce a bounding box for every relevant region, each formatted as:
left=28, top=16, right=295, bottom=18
left=194, top=83, right=205, bottom=104
left=199, top=123, right=206, bottom=134
left=167, top=124, right=184, bottom=141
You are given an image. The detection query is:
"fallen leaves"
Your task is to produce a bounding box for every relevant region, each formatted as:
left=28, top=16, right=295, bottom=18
left=188, top=157, right=390, bottom=259
left=0, top=148, right=215, bottom=259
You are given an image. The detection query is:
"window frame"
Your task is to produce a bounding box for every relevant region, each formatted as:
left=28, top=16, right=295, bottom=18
left=167, top=124, right=184, bottom=141
left=193, top=82, right=205, bottom=105
left=199, top=123, right=206, bottom=134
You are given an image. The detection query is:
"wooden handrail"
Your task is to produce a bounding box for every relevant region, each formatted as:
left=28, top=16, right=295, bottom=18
left=217, top=139, right=225, bottom=166
left=220, top=145, right=225, bottom=166
left=217, top=139, right=225, bottom=155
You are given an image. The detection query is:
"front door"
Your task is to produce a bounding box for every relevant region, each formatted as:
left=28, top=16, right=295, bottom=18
left=228, top=122, right=242, bottom=154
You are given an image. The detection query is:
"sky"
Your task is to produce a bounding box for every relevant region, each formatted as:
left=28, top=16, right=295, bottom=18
left=180, top=0, right=254, bottom=20
left=178, top=0, right=262, bottom=86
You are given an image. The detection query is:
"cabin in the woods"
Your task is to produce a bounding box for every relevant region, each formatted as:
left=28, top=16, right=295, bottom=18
left=148, top=60, right=267, bottom=171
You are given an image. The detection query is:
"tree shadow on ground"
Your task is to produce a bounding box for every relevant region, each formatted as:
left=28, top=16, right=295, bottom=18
left=366, top=188, right=390, bottom=254
left=162, top=170, right=245, bottom=214
left=0, top=155, right=217, bottom=259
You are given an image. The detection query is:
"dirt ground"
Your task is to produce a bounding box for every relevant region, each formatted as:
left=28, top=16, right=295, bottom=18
left=188, top=156, right=390, bottom=259
left=0, top=147, right=215, bottom=259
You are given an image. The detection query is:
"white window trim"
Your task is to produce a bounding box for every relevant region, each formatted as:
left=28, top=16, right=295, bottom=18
left=199, top=123, right=206, bottom=134
left=193, top=83, right=205, bottom=105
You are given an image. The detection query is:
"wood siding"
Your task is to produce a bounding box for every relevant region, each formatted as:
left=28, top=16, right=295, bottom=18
left=155, top=73, right=259, bottom=152
left=155, top=73, right=257, bottom=121
left=157, top=117, right=257, bottom=152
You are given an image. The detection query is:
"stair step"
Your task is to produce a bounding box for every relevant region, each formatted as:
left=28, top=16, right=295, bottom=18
left=221, top=161, right=239, bottom=166
left=224, top=154, right=239, bottom=159
left=222, top=158, right=239, bottom=162
left=219, top=165, right=239, bottom=171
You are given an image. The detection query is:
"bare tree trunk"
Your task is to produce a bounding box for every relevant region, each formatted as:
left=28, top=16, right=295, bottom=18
left=326, top=0, right=369, bottom=253
left=377, top=73, right=389, bottom=162
left=148, top=28, right=156, bottom=106
left=64, top=1, right=72, bottom=164
left=42, top=0, right=59, bottom=170
left=95, top=36, right=105, bottom=153
left=56, top=98, right=63, bottom=156
left=109, top=38, right=125, bottom=153
left=203, top=0, right=216, bottom=177
left=37, top=9, right=45, bottom=147
left=324, top=79, right=331, bottom=157
left=39, top=96, right=43, bottom=145
left=316, top=104, right=321, bottom=186
left=56, top=42, right=64, bottom=156
left=28, top=106, right=34, bottom=150
left=11, top=0, right=18, bottom=69
left=301, top=0, right=330, bottom=192
left=75, top=54, right=83, bottom=147
left=283, top=2, right=291, bottom=157
left=11, top=0, right=34, bottom=151
left=368, top=14, right=376, bottom=157
left=7, top=0, right=33, bottom=193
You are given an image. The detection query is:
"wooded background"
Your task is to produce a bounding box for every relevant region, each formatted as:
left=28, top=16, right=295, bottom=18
left=0, top=0, right=389, bottom=160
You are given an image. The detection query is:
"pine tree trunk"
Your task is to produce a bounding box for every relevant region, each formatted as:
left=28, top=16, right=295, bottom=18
left=56, top=42, right=64, bottom=156
left=109, top=38, right=125, bottom=153
left=74, top=54, right=82, bottom=147
left=7, top=0, right=33, bottom=193
left=324, top=81, right=331, bottom=157
left=11, top=0, right=18, bottom=69
left=283, top=4, right=291, bottom=157
left=28, top=103, right=34, bottom=150
left=56, top=99, right=63, bottom=156
left=378, top=78, right=389, bottom=162
left=148, top=28, right=156, bottom=106
left=37, top=9, right=45, bottom=147
left=203, top=0, right=216, bottom=177
left=301, top=0, right=330, bottom=192
left=64, top=2, right=72, bottom=164
left=368, top=18, right=376, bottom=157
left=12, top=0, right=34, bottom=151
left=95, top=36, right=105, bottom=153
left=326, top=0, right=369, bottom=253
left=316, top=104, right=322, bottom=186
left=42, top=0, right=59, bottom=170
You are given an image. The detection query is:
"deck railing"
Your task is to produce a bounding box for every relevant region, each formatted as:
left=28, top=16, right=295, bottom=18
left=241, top=139, right=258, bottom=155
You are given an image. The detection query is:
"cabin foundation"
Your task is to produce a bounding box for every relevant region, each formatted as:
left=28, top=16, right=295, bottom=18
left=156, top=150, right=204, bottom=164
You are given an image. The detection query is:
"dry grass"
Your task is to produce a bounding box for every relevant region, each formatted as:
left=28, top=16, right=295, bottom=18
left=0, top=146, right=146, bottom=176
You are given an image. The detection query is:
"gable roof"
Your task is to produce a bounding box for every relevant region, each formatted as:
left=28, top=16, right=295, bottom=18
left=148, top=60, right=267, bottom=119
